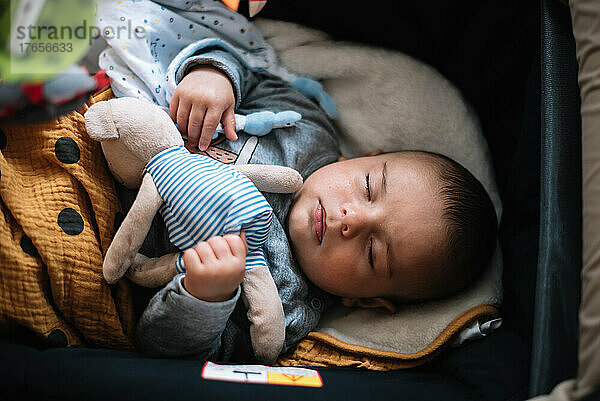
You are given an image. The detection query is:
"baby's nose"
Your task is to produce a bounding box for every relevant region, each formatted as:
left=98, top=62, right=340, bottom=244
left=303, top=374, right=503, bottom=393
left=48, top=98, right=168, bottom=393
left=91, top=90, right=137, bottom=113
left=340, top=206, right=369, bottom=237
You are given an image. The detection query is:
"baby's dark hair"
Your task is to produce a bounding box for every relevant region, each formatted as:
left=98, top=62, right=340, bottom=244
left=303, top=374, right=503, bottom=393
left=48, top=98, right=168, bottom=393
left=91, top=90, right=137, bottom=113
left=410, top=150, right=498, bottom=300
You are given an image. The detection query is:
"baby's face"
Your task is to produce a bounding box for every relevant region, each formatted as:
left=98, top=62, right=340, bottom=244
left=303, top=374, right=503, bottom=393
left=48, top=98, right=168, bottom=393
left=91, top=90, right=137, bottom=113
left=287, top=153, right=448, bottom=302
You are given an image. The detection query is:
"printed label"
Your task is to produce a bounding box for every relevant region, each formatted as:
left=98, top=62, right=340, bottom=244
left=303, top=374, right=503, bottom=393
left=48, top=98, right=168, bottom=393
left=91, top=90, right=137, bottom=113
left=201, top=361, right=323, bottom=388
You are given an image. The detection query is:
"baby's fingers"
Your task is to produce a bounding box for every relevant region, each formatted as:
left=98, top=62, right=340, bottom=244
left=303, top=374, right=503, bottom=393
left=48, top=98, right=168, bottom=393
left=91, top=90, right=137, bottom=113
left=176, top=101, right=192, bottom=136
left=222, top=106, right=237, bottom=141
left=169, top=94, right=179, bottom=122
left=207, top=236, right=231, bottom=259
left=198, top=108, right=222, bottom=151
left=182, top=247, right=201, bottom=270
left=194, top=241, right=216, bottom=264
left=224, top=231, right=248, bottom=257
left=187, top=105, right=206, bottom=148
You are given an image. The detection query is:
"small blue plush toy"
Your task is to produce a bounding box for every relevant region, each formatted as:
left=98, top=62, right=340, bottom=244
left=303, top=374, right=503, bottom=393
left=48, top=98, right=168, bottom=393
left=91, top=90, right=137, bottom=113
left=181, top=109, right=302, bottom=140
left=212, top=110, right=302, bottom=138
left=232, top=110, right=302, bottom=136
left=292, top=77, right=338, bottom=119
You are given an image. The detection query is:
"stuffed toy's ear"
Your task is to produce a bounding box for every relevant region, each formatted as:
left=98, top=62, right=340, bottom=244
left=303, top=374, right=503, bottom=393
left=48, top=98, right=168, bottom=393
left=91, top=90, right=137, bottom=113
left=234, top=164, right=303, bottom=193
left=85, top=101, right=120, bottom=141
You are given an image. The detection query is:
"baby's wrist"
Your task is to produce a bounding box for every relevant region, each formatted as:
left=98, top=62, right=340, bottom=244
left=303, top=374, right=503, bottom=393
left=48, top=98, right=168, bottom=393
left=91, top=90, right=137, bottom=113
left=178, top=276, right=239, bottom=304
left=181, top=64, right=235, bottom=98
left=181, top=274, right=237, bottom=303
left=187, top=63, right=219, bottom=74
left=185, top=64, right=229, bottom=83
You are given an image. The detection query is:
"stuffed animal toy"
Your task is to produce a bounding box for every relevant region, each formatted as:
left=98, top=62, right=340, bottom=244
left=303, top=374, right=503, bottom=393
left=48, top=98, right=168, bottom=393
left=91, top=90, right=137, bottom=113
left=84, top=96, right=304, bottom=363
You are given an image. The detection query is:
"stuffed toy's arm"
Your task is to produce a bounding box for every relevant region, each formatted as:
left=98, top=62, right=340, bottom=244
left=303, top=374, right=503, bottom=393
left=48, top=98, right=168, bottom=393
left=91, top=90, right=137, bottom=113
left=103, top=173, right=163, bottom=283
left=120, top=162, right=303, bottom=288
left=234, top=164, right=303, bottom=194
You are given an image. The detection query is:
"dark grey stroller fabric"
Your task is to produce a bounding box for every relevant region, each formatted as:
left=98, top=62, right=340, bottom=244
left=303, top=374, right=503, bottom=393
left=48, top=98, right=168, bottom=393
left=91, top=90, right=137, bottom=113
left=530, top=0, right=582, bottom=396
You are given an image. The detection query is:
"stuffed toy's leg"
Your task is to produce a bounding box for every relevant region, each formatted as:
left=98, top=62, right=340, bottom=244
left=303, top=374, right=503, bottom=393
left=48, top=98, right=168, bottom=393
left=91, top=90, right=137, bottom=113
left=127, top=252, right=179, bottom=288
left=103, top=173, right=163, bottom=283
left=242, top=267, right=286, bottom=364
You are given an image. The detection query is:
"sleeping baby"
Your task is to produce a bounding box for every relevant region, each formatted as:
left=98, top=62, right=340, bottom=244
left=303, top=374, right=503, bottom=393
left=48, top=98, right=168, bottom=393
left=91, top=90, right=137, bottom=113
left=130, top=57, right=497, bottom=362
left=100, top=0, right=498, bottom=361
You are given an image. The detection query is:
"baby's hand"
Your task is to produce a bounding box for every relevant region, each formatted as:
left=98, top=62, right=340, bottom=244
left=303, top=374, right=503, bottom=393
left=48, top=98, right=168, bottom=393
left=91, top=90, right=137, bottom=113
left=170, top=65, right=237, bottom=151
left=182, top=233, right=248, bottom=302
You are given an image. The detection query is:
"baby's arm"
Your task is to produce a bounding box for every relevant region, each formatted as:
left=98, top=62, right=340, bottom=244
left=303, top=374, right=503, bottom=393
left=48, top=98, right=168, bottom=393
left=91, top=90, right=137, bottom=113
left=137, top=273, right=241, bottom=359
left=137, top=234, right=247, bottom=359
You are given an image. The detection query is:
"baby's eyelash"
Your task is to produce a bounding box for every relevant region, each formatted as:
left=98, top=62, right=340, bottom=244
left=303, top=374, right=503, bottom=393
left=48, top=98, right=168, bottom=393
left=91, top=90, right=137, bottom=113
left=365, top=174, right=371, bottom=201
left=368, top=237, right=374, bottom=268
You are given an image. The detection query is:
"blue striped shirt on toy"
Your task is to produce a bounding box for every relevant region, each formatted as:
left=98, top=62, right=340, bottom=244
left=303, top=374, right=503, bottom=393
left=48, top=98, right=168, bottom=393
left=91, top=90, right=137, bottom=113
left=144, top=145, right=273, bottom=273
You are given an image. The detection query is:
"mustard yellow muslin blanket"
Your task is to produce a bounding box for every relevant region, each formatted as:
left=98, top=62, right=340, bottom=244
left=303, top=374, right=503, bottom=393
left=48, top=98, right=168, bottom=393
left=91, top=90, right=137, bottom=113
left=0, top=89, right=134, bottom=350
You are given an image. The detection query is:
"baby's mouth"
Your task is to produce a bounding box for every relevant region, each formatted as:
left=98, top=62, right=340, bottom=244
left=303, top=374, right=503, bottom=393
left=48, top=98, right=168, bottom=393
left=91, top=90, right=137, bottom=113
left=314, top=201, right=326, bottom=244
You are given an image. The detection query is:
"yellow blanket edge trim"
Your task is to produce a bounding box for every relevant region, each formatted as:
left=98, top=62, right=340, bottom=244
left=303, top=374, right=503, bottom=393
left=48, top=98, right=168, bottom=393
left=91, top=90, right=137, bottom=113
left=307, top=304, right=500, bottom=361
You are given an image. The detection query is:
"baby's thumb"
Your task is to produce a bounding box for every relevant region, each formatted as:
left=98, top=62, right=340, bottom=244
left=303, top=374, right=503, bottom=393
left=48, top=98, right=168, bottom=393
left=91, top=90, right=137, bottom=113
left=222, top=106, right=237, bottom=141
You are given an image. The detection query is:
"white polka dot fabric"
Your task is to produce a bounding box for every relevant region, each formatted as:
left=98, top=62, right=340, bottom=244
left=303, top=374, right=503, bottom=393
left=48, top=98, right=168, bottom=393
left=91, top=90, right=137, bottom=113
left=97, top=0, right=294, bottom=109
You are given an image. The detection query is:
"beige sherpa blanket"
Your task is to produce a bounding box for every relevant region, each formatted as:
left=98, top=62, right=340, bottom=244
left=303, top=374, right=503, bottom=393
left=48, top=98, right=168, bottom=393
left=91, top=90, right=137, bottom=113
left=255, top=19, right=504, bottom=369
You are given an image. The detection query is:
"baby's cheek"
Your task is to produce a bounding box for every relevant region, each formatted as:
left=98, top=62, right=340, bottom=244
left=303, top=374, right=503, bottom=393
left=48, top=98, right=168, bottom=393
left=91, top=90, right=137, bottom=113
left=319, top=252, right=353, bottom=280
left=302, top=253, right=338, bottom=285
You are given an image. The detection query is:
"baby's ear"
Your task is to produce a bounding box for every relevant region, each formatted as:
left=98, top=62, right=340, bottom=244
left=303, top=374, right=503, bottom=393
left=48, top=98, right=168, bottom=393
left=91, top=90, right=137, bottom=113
left=361, top=149, right=384, bottom=157
left=337, top=149, right=383, bottom=162
left=342, top=297, right=397, bottom=313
